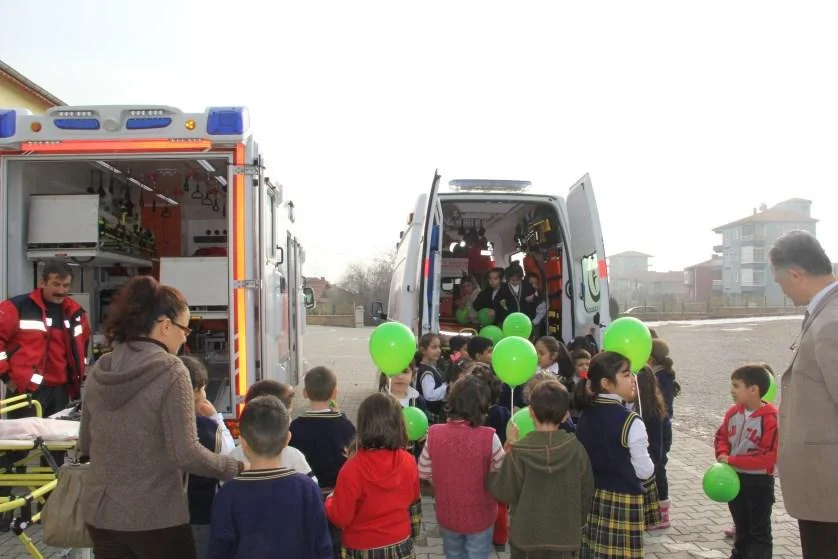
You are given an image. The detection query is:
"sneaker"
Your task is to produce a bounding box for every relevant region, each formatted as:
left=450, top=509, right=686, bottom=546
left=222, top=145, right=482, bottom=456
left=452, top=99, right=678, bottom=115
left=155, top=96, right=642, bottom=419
left=724, top=525, right=736, bottom=538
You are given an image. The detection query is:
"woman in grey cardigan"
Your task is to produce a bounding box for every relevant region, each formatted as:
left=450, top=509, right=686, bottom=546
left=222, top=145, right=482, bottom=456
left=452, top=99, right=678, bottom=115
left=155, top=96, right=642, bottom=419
left=79, top=276, right=243, bottom=559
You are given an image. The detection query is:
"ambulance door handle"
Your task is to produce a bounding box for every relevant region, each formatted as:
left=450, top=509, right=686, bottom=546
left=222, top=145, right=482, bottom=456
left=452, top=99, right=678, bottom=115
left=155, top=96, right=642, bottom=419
left=276, top=246, right=284, bottom=264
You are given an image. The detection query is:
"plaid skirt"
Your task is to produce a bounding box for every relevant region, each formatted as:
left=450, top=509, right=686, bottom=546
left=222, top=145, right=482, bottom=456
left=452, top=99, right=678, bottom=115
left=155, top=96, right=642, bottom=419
left=580, top=489, right=644, bottom=559
left=341, top=538, right=415, bottom=559
left=642, top=477, right=662, bottom=528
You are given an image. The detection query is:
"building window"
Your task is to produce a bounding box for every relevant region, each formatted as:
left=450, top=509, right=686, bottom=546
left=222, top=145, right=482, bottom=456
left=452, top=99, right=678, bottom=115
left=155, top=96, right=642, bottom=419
left=754, top=270, right=766, bottom=285
left=741, top=245, right=754, bottom=263
left=733, top=227, right=741, bottom=240
left=742, top=225, right=754, bottom=239
left=754, top=247, right=765, bottom=263
left=734, top=270, right=740, bottom=284
left=723, top=230, right=732, bottom=245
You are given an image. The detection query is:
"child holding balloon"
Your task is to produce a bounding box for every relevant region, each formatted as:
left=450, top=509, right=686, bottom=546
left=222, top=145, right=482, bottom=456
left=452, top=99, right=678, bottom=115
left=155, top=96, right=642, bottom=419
left=713, top=365, right=778, bottom=559
left=326, top=393, right=422, bottom=559
left=575, top=352, right=655, bottom=559
left=415, top=333, right=448, bottom=425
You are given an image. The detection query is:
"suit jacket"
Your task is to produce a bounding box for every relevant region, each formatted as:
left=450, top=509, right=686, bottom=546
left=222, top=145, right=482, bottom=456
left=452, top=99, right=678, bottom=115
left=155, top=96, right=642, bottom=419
left=779, top=283, right=838, bottom=522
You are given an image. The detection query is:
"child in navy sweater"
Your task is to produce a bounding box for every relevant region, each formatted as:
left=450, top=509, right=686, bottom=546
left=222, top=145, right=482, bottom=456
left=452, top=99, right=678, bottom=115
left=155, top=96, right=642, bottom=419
left=415, top=333, right=447, bottom=424
left=208, top=396, right=332, bottom=558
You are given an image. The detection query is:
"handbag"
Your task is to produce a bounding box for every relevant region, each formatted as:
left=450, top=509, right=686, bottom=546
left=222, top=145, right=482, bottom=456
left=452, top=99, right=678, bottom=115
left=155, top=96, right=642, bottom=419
left=40, top=462, right=93, bottom=548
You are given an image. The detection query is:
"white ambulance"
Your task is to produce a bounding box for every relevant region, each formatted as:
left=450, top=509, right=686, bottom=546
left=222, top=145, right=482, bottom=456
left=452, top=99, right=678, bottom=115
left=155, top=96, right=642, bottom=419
left=376, top=172, right=611, bottom=345
left=0, top=105, right=313, bottom=427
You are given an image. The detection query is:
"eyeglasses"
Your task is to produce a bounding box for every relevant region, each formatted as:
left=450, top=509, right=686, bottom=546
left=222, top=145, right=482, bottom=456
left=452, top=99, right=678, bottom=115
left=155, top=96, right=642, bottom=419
left=158, top=318, right=192, bottom=336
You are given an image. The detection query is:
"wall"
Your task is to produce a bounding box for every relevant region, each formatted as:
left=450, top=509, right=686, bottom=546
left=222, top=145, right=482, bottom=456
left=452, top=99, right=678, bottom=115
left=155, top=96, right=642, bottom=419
left=0, top=75, right=53, bottom=114
left=306, top=314, right=357, bottom=327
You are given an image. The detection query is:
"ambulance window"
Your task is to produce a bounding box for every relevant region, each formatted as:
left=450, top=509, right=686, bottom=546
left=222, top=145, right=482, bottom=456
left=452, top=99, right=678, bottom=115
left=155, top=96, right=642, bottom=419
left=581, top=253, right=602, bottom=313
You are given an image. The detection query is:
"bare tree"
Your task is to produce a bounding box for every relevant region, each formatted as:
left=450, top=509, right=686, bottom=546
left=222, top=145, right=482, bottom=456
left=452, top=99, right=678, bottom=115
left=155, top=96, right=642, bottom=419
left=340, top=251, right=396, bottom=322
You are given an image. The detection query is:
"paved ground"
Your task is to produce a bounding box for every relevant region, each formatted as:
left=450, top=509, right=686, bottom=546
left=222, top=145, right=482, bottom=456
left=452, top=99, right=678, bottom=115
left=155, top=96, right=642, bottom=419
left=0, top=320, right=805, bottom=558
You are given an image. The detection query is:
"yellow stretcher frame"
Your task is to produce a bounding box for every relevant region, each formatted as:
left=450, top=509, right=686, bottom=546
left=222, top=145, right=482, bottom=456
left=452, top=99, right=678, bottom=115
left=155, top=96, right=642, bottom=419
left=0, top=393, right=77, bottom=559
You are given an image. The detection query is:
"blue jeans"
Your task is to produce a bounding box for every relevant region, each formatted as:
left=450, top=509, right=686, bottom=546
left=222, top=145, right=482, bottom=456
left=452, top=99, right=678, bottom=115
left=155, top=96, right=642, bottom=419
left=441, top=526, right=494, bottom=559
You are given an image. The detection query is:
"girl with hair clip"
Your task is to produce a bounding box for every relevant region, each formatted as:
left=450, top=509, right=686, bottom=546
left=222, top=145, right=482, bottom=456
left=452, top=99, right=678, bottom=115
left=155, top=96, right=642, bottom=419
left=575, top=352, right=655, bottom=559
left=414, top=333, right=447, bottom=424
left=535, top=336, right=581, bottom=419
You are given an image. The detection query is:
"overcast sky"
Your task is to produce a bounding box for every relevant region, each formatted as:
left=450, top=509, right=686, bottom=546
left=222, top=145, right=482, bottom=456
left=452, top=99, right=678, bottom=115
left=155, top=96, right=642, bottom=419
left=2, top=1, right=837, bottom=281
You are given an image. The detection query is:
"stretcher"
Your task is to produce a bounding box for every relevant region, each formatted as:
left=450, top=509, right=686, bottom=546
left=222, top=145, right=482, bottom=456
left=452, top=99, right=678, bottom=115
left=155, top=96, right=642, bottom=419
left=0, top=394, right=83, bottom=559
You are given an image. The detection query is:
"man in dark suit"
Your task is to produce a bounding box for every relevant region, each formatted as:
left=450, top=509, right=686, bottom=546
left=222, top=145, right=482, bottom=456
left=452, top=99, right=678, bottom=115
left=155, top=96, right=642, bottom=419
left=770, top=230, right=838, bottom=559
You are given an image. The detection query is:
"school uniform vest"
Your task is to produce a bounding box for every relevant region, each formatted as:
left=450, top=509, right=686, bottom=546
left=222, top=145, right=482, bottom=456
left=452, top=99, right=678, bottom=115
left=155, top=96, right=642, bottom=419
left=417, top=364, right=444, bottom=414
left=576, top=397, right=643, bottom=495
left=427, top=421, right=497, bottom=533
left=187, top=415, right=221, bottom=525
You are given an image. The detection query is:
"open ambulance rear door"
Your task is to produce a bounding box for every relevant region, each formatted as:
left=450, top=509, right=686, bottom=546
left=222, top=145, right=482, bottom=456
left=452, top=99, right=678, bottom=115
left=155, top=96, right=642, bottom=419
left=417, top=171, right=442, bottom=336
left=566, top=173, right=611, bottom=343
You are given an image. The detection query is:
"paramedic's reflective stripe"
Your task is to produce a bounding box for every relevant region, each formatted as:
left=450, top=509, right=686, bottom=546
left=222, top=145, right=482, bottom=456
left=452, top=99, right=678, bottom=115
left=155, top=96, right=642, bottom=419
left=64, top=320, right=71, bottom=328
left=0, top=351, right=6, bottom=361
left=73, top=325, right=83, bottom=337
left=19, top=320, right=47, bottom=332
left=30, top=373, right=43, bottom=385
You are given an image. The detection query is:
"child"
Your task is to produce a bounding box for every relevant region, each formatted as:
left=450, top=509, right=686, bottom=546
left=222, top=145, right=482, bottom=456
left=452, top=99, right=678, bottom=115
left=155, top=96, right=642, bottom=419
left=633, top=367, right=670, bottom=530
left=491, top=380, right=595, bottom=558
left=714, top=365, right=778, bottom=559
left=289, top=366, right=357, bottom=493
left=326, top=393, right=422, bottom=558
left=208, top=396, right=333, bottom=558
left=470, top=364, right=513, bottom=551
left=469, top=336, right=525, bottom=412
left=383, top=362, right=429, bottom=460
left=575, top=351, right=655, bottom=558
left=571, top=349, right=591, bottom=378
left=527, top=273, right=548, bottom=337
left=182, top=355, right=236, bottom=559
left=467, top=335, right=494, bottom=365
left=416, top=333, right=448, bottom=424
left=535, top=336, right=577, bottom=394
left=474, top=267, right=511, bottom=326
left=448, top=335, right=470, bottom=365
left=647, top=339, right=680, bottom=524
left=522, top=373, right=576, bottom=434
left=229, top=380, right=315, bottom=480
left=418, top=375, right=505, bottom=558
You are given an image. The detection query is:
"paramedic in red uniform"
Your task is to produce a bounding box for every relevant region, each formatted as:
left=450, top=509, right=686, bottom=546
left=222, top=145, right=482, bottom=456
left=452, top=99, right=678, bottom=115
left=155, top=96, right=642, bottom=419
left=0, top=262, right=90, bottom=418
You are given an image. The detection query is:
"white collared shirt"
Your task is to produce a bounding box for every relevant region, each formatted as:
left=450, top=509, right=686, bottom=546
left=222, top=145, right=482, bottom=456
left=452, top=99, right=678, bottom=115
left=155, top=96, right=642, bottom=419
left=599, top=393, right=655, bottom=480
left=807, top=280, right=838, bottom=315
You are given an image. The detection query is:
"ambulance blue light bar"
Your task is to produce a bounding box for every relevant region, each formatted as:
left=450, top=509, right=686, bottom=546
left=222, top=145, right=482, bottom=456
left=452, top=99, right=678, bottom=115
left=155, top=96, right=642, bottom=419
left=126, top=117, right=172, bottom=130
left=0, top=110, right=16, bottom=138
left=448, top=179, right=532, bottom=192
left=54, top=118, right=101, bottom=130
left=207, top=107, right=245, bottom=135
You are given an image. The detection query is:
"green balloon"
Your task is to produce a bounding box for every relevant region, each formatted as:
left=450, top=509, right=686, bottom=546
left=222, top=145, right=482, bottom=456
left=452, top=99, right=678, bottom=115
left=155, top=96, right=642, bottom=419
left=491, top=336, right=538, bottom=387
left=602, top=317, right=653, bottom=373
left=477, top=308, right=494, bottom=326
left=403, top=406, right=429, bottom=441
left=763, top=370, right=778, bottom=403
left=455, top=307, right=469, bottom=324
left=479, top=325, right=504, bottom=345
left=503, top=312, right=533, bottom=338
left=702, top=463, right=741, bottom=503
left=369, top=322, right=416, bottom=376
left=511, top=406, right=535, bottom=439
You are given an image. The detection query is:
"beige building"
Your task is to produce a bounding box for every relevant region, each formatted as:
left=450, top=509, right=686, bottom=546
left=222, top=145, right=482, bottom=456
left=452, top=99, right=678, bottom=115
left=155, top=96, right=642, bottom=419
left=0, top=59, right=64, bottom=113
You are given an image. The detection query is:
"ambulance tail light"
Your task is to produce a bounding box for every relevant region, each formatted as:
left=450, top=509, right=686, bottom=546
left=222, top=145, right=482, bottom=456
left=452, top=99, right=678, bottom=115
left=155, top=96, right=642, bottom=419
left=207, top=107, right=247, bottom=135
left=0, top=110, right=16, bottom=138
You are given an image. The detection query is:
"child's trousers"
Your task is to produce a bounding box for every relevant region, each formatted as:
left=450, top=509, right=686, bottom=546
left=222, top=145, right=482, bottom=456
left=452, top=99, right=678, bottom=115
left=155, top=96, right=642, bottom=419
left=727, top=473, right=774, bottom=559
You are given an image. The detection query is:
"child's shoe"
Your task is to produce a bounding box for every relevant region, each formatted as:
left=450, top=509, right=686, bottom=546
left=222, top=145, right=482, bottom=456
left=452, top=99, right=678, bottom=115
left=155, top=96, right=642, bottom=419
left=647, top=499, right=671, bottom=530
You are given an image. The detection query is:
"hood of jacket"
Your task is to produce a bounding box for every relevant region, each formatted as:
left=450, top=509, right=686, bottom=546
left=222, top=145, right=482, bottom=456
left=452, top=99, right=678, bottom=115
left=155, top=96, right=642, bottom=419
left=88, top=340, right=181, bottom=411
left=352, top=449, right=415, bottom=492
left=510, top=430, right=584, bottom=474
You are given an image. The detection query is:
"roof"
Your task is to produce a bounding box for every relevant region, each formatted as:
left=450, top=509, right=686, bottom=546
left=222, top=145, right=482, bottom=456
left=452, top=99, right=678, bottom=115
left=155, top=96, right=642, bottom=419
left=685, top=257, right=722, bottom=270
left=610, top=251, right=653, bottom=258
left=713, top=203, right=817, bottom=232
left=0, top=59, right=65, bottom=107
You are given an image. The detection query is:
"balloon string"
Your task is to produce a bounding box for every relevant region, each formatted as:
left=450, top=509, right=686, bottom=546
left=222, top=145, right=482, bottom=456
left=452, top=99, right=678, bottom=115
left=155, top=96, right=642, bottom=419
left=388, top=376, right=392, bottom=394
left=635, top=376, right=643, bottom=419
left=510, top=384, right=514, bottom=412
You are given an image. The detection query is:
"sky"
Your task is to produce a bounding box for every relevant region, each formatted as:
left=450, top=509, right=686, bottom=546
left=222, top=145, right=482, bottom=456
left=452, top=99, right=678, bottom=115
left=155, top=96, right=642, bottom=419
left=2, top=1, right=837, bottom=282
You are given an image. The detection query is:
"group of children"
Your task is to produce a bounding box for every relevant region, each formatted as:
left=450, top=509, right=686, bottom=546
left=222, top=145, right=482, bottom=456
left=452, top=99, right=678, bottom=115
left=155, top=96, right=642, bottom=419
left=179, top=322, right=779, bottom=559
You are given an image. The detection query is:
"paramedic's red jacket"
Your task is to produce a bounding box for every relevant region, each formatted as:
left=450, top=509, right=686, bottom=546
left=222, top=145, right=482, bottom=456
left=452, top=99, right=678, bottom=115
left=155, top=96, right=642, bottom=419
left=714, top=402, right=778, bottom=475
left=0, top=289, right=90, bottom=398
left=325, top=448, right=420, bottom=550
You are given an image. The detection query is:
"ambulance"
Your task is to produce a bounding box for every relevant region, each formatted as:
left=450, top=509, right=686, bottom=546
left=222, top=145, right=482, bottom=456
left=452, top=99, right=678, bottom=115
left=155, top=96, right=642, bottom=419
left=0, top=105, right=313, bottom=425
left=376, top=172, right=611, bottom=345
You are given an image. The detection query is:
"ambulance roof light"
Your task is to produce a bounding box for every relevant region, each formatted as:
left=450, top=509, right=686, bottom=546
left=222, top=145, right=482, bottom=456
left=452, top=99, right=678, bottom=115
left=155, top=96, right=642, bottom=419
left=448, top=179, right=532, bottom=192
left=0, top=110, right=17, bottom=139
left=207, top=107, right=246, bottom=135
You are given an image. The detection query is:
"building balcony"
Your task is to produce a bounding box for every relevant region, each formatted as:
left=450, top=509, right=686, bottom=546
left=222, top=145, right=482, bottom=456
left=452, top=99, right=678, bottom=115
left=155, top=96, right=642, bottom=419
left=740, top=235, right=766, bottom=244
left=712, top=279, right=723, bottom=290
left=741, top=280, right=767, bottom=288
left=740, top=257, right=768, bottom=266
left=713, top=244, right=724, bottom=253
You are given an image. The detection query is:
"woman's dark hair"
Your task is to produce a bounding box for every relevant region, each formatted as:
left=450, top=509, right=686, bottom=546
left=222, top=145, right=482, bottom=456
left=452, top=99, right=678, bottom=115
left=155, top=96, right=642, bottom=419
left=650, top=339, right=681, bottom=397
left=577, top=351, right=630, bottom=409
left=356, top=393, right=408, bottom=450
left=446, top=375, right=491, bottom=427
left=102, top=276, right=188, bottom=343
left=636, top=367, right=668, bottom=422
left=469, top=364, right=502, bottom=404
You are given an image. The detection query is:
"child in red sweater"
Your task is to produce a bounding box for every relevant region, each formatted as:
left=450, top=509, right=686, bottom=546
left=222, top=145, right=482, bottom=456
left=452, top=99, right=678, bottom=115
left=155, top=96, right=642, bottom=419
left=418, top=375, right=505, bottom=558
left=326, top=393, right=422, bottom=558
left=714, top=364, right=778, bottom=559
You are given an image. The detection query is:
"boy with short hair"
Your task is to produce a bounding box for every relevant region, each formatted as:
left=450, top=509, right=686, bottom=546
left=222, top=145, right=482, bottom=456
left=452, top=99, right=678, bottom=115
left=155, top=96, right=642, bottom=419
left=469, top=336, right=525, bottom=411
left=714, top=365, right=779, bottom=559
left=229, top=380, right=315, bottom=481
left=208, top=396, right=333, bottom=558
left=289, top=366, right=356, bottom=493
left=490, top=380, right=595, bottom=558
